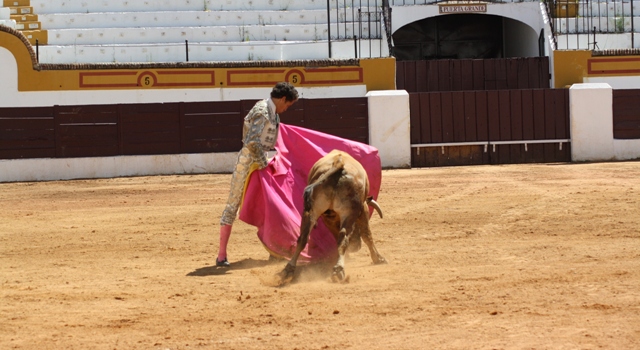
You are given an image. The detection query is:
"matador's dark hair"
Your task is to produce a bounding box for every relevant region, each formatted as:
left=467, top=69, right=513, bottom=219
left=271, top=82, right=299, bottom=102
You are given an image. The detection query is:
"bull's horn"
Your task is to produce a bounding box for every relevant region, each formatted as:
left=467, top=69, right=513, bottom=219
left=366, top=197, right=383, bottom=219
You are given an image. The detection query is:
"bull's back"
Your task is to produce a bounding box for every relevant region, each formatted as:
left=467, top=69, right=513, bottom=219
left=307, top=150, right=370, bottom=199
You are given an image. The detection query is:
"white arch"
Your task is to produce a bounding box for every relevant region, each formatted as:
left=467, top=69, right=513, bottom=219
left=391, top=3, right=544, bottom=37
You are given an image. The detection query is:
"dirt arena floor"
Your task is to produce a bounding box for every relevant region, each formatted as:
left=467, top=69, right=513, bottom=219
left=1, top=161, right=640, bottom=349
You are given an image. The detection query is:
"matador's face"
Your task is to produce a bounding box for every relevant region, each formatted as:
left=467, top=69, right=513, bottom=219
left=273, top=96, right=298, bottom=114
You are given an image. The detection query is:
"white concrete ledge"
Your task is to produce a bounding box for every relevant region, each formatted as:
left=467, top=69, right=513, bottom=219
left=0, top=20, right=16, bottom=29
left=0, top=7, right=11, bottom=19
left=0, top=153, right=238, bottom=183
left=31, top=0, right=351, bottom=14
left=39, top=10, right=342, bottom=30
left=45, top=23, right=376, bottom=46
left=37, top=39, right=386, bottom=63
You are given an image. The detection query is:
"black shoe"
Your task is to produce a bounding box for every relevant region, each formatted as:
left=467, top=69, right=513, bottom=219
left=216, top=257, right=230, bottom=267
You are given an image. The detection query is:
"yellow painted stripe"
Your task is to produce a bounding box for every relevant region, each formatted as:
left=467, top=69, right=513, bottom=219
left=10, top=14, right=38, bottom=22
left=3, top=0, right=30, bottom=7
left=21, top=29, right=47, bottom=45
left=15, top=21, right=40, bottom=30
left=9, top=6, right=33, bottom=15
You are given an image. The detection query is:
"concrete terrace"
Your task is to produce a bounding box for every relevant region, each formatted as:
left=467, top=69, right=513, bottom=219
left=2, top=0, right=389, bottom=63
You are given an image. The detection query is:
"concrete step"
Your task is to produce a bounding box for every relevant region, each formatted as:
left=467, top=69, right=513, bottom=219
left=21, top=29, right=47, bottom=44
left=8, top=6, right=33, bottom=15
left=38, top=10, right=351, bottom=30
left=45, top=23, right=380, bottom=45
left=36, top=38, right=387, bottom=63
left=30, top=0, right=356, bottom=14
left=14, top=20, right=40, bottom=30
left=10, top=13, right=38, bottom=22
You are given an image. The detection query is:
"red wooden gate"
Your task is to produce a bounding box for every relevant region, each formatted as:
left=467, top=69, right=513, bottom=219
left=410, top=89, right=571, bottom=167
left=0, top=98, right=368, bottom=160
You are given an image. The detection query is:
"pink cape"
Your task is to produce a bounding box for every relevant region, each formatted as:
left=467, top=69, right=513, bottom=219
left=238, top=124, right=382, bottom=263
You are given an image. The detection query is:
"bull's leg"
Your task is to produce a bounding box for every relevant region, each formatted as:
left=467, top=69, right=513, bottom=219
left=356, top=207, right=386, bottom=265
left=275, top=210, right=314, bottom=286
left=331, top=216, right=356, bottom=283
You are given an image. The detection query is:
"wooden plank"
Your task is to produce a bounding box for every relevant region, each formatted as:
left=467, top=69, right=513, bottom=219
left=539, top=57, right=551, bottom=88
left=440, top=92, right=454, bottom=142
left=415, top=60, right=428, bottom=92
left=486, top=91, right=501, bottom=141
left=182, top=112, right=244, bottom=127
left=409, top=93, right=422, bottom=144
left=181, top=101, right=243, bottom=153
left=463, top=91, right=478, bottom=142
left=613, top=89, right=640, bottom=139
left=495, top=60, right=508, bottom=90
left=306, top=117, right=367, bottom=130
left=460, top=60, right=474, bottom=91
left=484, top=60, right=496, bottom=90
left=506, top=59, right=519, bottom=89
left=0, top=148, right=56, bottom=159
left=498, top=90, right=512, bottom=163
left=472, top=59, right=485, bottom=90
left=521, top=90, right=535, bottom=140
left=452, top=91, right=466, bottom=142
left=0, top=106, right=53, bottom=118
left=419, top=93, right=432, bottom=143
left=555, top=89, right=570, bottom=139
left=510, top=90, right=525, bottom=163
left=543, top=89, right=557, bottom=161
left=475, top=91, right=489, bottom=141
left=429, top=93, right=443, bottom=143
left=497, top=90, right=511, bottom=141
left=517, top=59, right=530, bottom=89
left=451, top=60, right=463, bottom=91
left=427, top=60, right=440, bottom=92
left=396, top=61, right=406, bottom=91
left=531, top=89, right=547, bottom=162
left=56, top=105, right=119, bottom=125
left=184, top=100, right=241, bottom=113
left=437, top=61, right=451, bottom=92
left=404, top=61, right=417, bottom=93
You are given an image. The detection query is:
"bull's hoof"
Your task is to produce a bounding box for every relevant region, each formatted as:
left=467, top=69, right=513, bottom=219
left=274, top=264, right=296, bottom=286
left=331, top=266, right=347, bottom=283
left=373, top=255, right=387, bottom=265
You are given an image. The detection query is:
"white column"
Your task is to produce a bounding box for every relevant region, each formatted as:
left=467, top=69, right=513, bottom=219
left=569, top=83, right=614, bottom=162
left=366, top=90, right=411, bottom=168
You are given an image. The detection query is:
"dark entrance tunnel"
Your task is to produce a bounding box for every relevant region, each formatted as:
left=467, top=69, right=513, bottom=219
left=392, top=14, right=505, bottom=61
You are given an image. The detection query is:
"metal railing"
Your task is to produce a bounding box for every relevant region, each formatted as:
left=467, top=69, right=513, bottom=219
left=327, top=0, right=392, bottom=58
left=546, top=0, right=636, bottom=50
left=388, top=0, right=539, bottom=4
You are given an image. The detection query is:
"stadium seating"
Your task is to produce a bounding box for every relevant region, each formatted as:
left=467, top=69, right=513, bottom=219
left=2, top=0, right=386, bottom=63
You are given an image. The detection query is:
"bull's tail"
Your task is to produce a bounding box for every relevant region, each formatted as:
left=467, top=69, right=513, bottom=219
left=303, top=153, right=346, bottom=211
left=366, top=196, right=383, bottom=219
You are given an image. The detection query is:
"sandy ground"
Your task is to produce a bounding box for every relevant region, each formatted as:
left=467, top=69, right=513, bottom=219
left=1, top=161, right=640, bottom=349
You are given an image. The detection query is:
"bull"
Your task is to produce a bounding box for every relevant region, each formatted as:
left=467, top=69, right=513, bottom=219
left=276, top=149, right=386, bottom=285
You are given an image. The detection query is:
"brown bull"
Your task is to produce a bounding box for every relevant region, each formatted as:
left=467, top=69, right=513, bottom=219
left=276, top=149, right=386, bottom=285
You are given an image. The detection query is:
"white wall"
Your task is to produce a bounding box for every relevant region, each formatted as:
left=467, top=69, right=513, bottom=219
left=584, top=76, right=640, bottom=89
left=366, top=90, right=411, bottom=169
left=0, top=153, right=238, bottom=183
left=503, top=17, right=539, bottom=58
left=0, top=7, right=16, bottom=28
left=569, top=83, right=640, bottom=162
left=391, top=2, right=544, bottom=38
